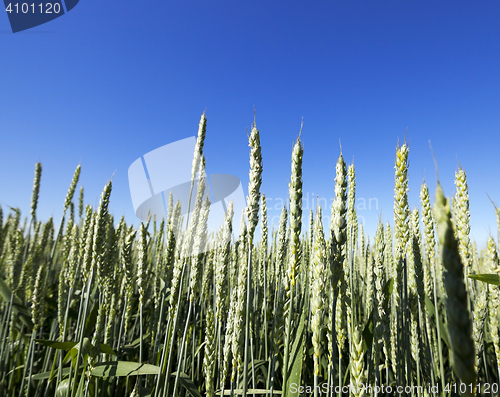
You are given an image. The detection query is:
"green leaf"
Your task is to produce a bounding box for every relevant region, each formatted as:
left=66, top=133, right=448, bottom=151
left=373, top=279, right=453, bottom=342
left=251, top=359, right=267, bottom=375
left=286, top=299, right=306, bottom=396
left=424, top=294, right=450, bottom=349
left=63, top=349, right=72, bottom=365
left=139, top=387, right=152, bottom=397
left=5, top=365, right=24, bottom=378
left=74, top=360, right=87, bottom=397
left=48, top=348, right=58, bottom=381
left=35, top=339, right=78, bottom=350
left=126, top=334, right=150, bottom=349
left=84, top=300, right=99, bottom=336
left=71, top=337, right=92, bottom=368
left=0, top=277, right=20, bottom=304
left=468, top=273, right=500, bottom=286
left=195, top=341, right=206, bottom=358
left=362, top=312, right=374, bottom=350
left=170, top=372, right=202, bottom=397
left=99, top=343, right=116, bottom=356
left=30, top=367, right=72, bottom=380
left=55, top=379, right=69, bottom=397
left=0, top=278, right=33, bottom=330
left=91, top=361, right=160, bottom=377
left=159, top=278, right=166, bottom=294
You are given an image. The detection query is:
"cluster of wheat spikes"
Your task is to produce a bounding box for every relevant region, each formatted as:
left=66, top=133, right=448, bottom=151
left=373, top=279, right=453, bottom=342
left=1, top=113, right=499, bottom=397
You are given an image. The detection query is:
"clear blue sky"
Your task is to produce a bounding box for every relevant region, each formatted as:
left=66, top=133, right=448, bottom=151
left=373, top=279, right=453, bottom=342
left=1, top=0, right=499, bottom=249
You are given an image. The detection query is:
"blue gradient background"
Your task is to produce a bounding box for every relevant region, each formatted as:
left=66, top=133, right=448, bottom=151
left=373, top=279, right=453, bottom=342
left=1, top=0, right=499, bottom=247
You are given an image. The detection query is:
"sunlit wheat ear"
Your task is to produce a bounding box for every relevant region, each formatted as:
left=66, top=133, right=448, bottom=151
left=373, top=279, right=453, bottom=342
left=1, top=211, right=16, bottom=270
left=6, top=228, right=23, bottom=292
left=393, top=142, right=410, bottom=308
left=215, top=201, right=234, bottom=322
left=91, top=181, right=112, bottom=278
left=102, top=216, right=118, bottom=347
left=166, top=203, right=182, bottom=310
left=420, top=182, right=436, bottom=307
left=331, top=151, right=348, bottom=249
left=81, top=211, right=96, bottom=287
left=282, top=132, right=303, bottom=392
left=410, top=209, right=425, bottom=307
left=373, top=222, right=389, bottom=379
left=486, top=194, right=500, bottom=263
left=434, top=182, right=476, bottom=394
left=473, top=279, right=488, bottom=376
left=261, top=195, right=269, bottom=281
left=64, top=164, right=81, bottom=214
left=331, top=150, right=348, bottom=358
left=364, top=236, right=373, bottom=319
left=191, top=111, right=207, bottom=181
left=454, top=167, right=472, bottom=269
left=29, top=218, right=51, bottom=320
left=90, top=192, right=114, bottom=374
left=310, top=206, right=326, bottom=378
left=238, top=117, right=264, bottom=397
left=25, top=217, right=52, bottom=304
left=31, top=261, right=46, bottom=333
left=384, top=222, right=393, bottom=278
left=203, top=304, right=216, bottom=397
left=137, top=222, right=147, bottom=306
left=230, top=216, right=247, bottom=381
left=496, top=205, right=500, bottom=245
left=358, top=222, right=365, bottom=271
left=223, top=284, right=236, bottom=386
left=18, top=224, right=41, bottom=301
left=201, top=242, right=214, bottom=308
left=78, top=186, right=84, bottom=219
left=350, top=325, right=366, bottom=397
left=469, top=240, right=480, bottom=276
left=183, top=159, right=207, bottom=258
left=409, top=208, right=426, bottom=381
left=486, top=237, right=500, bottom=379
left=86, top=182, right=112, bottom=362
left=288, top=135, right=303, bottom=290
left=347, top=163, right=357, bottom=251
left=246, top=122, right=263, bottom=242
left=391, top=142, right=410, bottom=382
left=276, top=206, right=288, bottom=288
left=61, top=214, right=75, bottom=264
left=121, top=227, right=136, bottom=337
left=30, top=162, right=42, bottom=222
left=190, top=197, right=210, bottom=301
left=420, top=180, right=444, bottom=376
left=57, top=223, right=79, bottom=339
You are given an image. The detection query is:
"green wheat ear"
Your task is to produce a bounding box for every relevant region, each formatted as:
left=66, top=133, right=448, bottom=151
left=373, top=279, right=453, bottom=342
left=434, top=182, right=476, bottom=395
left=10, top=112, right=500, bottom=397
left=30, top=162, right=42, bottom=222
left=350, top=325, right=366, bottom=397
left=310, top=206, right=326, bottom=380
left=486, top=237, right=500, bottom=381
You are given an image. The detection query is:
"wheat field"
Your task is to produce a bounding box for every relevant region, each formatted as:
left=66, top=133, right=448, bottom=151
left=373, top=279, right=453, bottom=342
left=0, top=113, right=499, bottom=397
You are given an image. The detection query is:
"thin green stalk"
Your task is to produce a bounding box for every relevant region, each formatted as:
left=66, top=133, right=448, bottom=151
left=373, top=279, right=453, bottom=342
left=163, top=259, right=189, bottom=397
left=173, top=299, right=193, bottom=396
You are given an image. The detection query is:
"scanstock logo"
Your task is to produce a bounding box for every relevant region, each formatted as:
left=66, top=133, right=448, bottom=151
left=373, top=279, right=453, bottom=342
left=128, top=137, right=246, bottom=256
left=3, top=0, right=79, bottom=33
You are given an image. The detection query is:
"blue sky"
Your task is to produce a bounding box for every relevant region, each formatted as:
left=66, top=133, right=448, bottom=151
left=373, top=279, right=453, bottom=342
left=1, top=0, right=499, bottom=249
